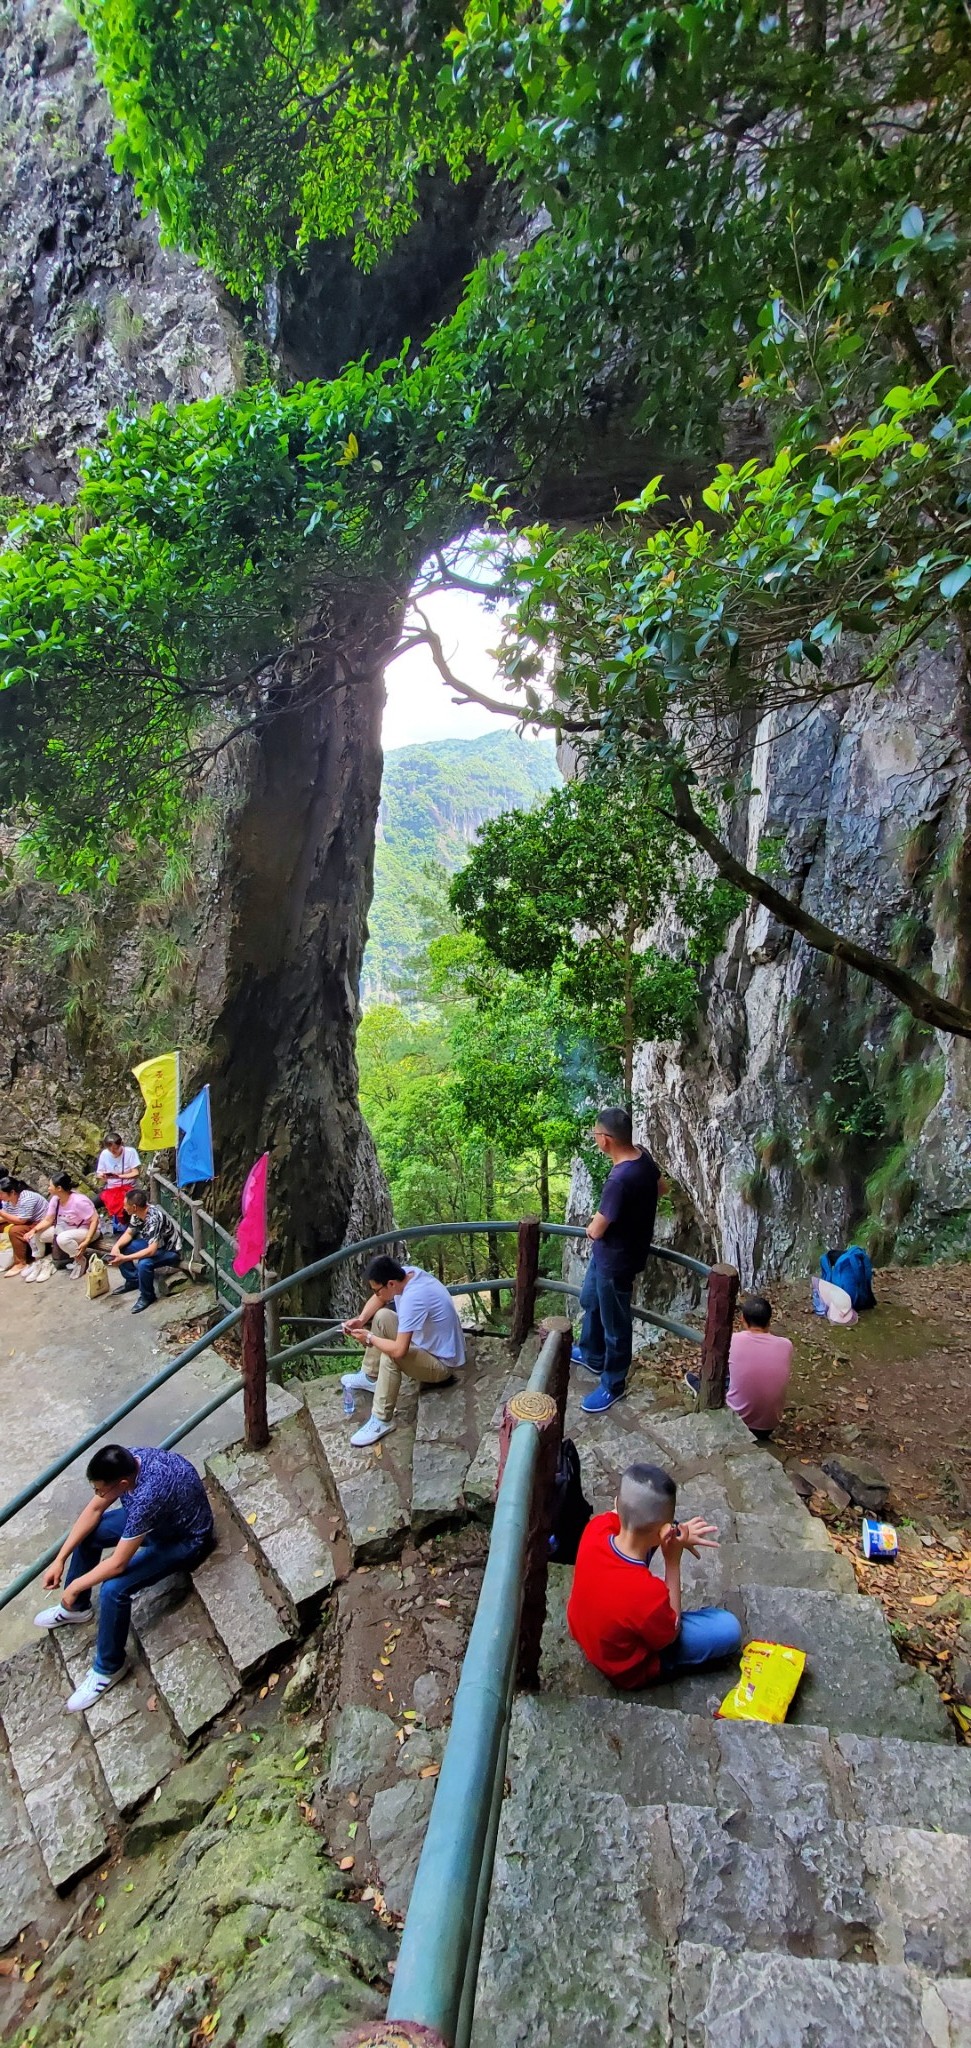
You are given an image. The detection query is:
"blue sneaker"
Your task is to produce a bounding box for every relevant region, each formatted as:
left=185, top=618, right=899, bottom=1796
left=580, top=1384, right=626, bottom=1415
left=571, top=1346, right=601, bottom=1378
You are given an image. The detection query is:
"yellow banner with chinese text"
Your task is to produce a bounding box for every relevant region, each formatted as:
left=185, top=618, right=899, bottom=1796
left=132, top=1052, right=180, bottom=1151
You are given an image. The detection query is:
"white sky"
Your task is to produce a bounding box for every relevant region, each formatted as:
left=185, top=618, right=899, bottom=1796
left=381, top=586, right=523, bottom=749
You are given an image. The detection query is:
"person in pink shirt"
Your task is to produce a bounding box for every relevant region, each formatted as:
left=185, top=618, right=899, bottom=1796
left=685, top=1295, right=792, bottom=1439
left=27, top=1174, right=101, bottom=1279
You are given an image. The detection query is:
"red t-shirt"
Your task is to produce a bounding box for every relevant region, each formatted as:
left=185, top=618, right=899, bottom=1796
left=566, top=1511, right=678, bottom=1687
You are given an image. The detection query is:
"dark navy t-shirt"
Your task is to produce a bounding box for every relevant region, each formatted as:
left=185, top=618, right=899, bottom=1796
left=124, top=1446, right=214, bottom=1548
left=593, top=1150, right=660, bottom=1285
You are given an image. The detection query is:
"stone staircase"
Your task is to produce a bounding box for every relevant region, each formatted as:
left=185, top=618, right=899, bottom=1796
left=5, top=1323, right=971, bottom=2045
left=472, top=1376, right=971, bottom=2047
left=0, top=1334, right=517, bottom=1950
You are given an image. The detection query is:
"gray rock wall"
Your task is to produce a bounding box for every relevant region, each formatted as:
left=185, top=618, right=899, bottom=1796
left=634, top=638, right=971, bottom=1285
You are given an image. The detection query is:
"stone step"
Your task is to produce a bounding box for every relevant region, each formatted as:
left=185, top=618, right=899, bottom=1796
left=206, top=1409, right=339, bottom=1619
left=464, top=1335, right=542, bottom=1518
left=53, top=1632, right=183, bottom=1816
left=0, top=1639, right=109, bottom=1888
left=132, top=1574, right=238, bottom=1742
left=539, top=1566, right=950, bottom=1740
left=191, top=1496, right=297, bottom=1679
left=476, top=1693, right=971, bottom=2045
left=411, top=1340, right=505, bottom=1536
left=0, top=1739, right=59, bottom=1947
left=301, top=1373, right=416, bottom=1563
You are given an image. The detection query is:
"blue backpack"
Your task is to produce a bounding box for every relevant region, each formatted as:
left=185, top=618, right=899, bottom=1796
left=820, top=1245, right=876, bottom=1313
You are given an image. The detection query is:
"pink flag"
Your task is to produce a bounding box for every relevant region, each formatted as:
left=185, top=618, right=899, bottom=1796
left=233, top=1152, right=269, bottom=1276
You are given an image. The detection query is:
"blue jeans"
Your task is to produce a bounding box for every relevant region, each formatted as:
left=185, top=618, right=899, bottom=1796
left=64, top=1501, right=212, bottom=1675
left=119, top=1236, right=181, bottom=1304
left=578, top=1260, right=633, bottom=1397
left=658, top=1606, right=742, bottom=1673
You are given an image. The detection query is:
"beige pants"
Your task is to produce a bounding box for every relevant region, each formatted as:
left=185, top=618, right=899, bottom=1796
left=34, top=1224, right=91, bottom=1260
left=365, top=1307, right=454, bottom=1422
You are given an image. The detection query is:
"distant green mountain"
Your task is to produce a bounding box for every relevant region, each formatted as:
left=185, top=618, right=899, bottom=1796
left=362, top=731, right=559, bottom=1003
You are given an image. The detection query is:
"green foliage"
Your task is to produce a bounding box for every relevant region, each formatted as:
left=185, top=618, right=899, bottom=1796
left=362, top=733, right=558, bottom=1003
left=450, top=775, right=738, bottom=1095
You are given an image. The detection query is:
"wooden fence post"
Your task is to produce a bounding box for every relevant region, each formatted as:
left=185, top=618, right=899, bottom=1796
left=264, top=1272, right=283, bottom=1387
left=510, top=1216, right=540, bottom=1348
left=697, top=1262, right=740, bottom=1410
left=537, top=1315, right=573, bottom=1438
left=241, top=1297, right=270, bottom=1449
left=497, top=1388, right=561, bottom=1689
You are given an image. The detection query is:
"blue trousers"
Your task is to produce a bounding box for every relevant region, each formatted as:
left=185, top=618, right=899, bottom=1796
left=64, top=1501, right=211, bottom=1675
left=578, top=1260, right=633, bottom=1397
left=658, top=1606, right=742, bottom=1673
left=119, top=1235, right=181, bottom=1304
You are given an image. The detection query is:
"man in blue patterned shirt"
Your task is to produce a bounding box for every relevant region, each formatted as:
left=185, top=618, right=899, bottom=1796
left=33, top=1442, right=215, bottom=1713
left=107, top=1183, right=182, bottom=1312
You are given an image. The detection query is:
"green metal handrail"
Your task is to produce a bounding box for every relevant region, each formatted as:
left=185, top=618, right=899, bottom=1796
left=538, top=1275, right=704, bottom=1346
left=386, top=1323, right=563, bottom=2042
left=0, top=1214, right=711, bottom=1614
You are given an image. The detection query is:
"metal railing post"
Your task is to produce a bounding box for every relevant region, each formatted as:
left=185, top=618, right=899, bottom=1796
left=497, top=1385, right=561, bottom=1690
left=697, top=1262, right=740, bottom=1409
left=510, top=1215, right=540, bottom=1347
left=241, top=1297, right=270, bottom=1449
left=188, top=1199, right=205, bottom=1278
left=264, top=1272, right=283, bottom=1386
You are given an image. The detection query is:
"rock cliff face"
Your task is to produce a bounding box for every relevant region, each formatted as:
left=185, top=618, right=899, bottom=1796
left=634, top=638, right=971, bottom=1287
left=0, top=0, right=404, bottom=1272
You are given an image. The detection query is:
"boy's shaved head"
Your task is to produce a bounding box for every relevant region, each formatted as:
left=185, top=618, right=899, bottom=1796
left=617, top=1462, right=676, bottom=1532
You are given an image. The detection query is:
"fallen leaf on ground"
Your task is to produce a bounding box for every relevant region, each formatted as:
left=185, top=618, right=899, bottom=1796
left=911, top=1595, right=937, bottom=1607
left=146, top=1695, right=158, bottom=1712
left=246, top=1512, right=258, bottom=1525
left=419, top=1764, right=440, bottom=1780
left=267, top=1671, right=279, bottom=1689
left=339, top=1855, right=355, bottom=1871
left=0, top=1960, right=19, bottom=1978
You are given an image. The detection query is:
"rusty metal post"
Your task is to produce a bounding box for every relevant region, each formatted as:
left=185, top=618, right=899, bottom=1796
left=510, top=1215, right=540, bottom=1348
left=537, top=1315, right=573, bottom=1438
left=241, top=1296, right=270, bottom=1449
left=697, top=1262, right=740, bottom=1410
left=497, top=1388, right=561, bottom=1689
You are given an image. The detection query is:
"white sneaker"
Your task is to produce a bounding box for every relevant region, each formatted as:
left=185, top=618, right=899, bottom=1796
left=67, top=1259, right=84, bottom=1279
left=34, top=1603, right=93, bottom=1629
left=21, top=1264, right=38, bottom=1282
left=350, top=1414, right=395, bottom=1449
left=341, top=1368, right=379, bottom=1393
left=34, top=1259, right=53, bottom=1282
left=66, top=1665, right=127, bottom=1713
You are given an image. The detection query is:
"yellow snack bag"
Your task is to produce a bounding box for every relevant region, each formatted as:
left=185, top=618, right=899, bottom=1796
left=717, top=1640, right=806, bottom=1725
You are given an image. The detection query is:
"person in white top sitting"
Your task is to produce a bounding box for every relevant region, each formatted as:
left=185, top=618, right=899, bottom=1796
left=94, top=1132, right=141, bottom=1235
left=341, top=1255, right=466, bottom=1449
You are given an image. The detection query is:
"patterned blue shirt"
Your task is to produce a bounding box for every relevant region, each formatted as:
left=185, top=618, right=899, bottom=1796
left=125, top=1446, right=214, bottom=1547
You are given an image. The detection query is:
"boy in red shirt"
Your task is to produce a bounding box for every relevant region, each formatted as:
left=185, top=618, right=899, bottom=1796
left=567, top=1462, right=742, bottom=1687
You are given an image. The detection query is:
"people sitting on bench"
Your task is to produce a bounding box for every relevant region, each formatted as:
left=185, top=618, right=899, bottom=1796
left=567, top=1461, right=741, bottom=1688
left=107, top=1185, right=182, bottom=1313
left=29, top=1173, right=101, bottom=1277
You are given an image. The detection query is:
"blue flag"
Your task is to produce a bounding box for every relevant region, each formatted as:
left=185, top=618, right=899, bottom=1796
left=176, top=1085, right=214, bottom=1186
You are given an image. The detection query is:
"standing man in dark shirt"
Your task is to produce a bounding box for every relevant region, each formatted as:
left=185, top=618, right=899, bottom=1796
left=574, top=1106, right=661, bottom=1414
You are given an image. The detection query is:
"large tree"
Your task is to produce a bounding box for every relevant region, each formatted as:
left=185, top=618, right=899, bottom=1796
left=0, top=0, right=969, bottom=1046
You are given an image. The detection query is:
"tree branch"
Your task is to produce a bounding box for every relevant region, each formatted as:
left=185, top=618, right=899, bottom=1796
left=400, top=614, right=595, bottom=732
left=666, top=772, right=971, bottom=1040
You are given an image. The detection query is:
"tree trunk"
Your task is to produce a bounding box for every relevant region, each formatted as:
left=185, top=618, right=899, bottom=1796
left=539, top=1147, right=551, bottom=1222
left=195, top=594, right=399, bottom=1280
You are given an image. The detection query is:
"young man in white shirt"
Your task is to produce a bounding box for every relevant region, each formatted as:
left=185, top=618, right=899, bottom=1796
left=341, top=1255, right=466, bottom=1449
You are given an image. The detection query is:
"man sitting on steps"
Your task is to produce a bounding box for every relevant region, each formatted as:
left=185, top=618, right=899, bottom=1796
left=33, top=1442, right=215, bottom=1714
left=341, top=1254, right=466, bottom=1450
left=567, top=1461, right=742, bottom=1688
left=684, top=1294, right=793, bottom=1441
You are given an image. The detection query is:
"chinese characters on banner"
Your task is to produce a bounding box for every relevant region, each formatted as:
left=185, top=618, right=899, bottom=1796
left=132, top=1052, right=180, bottom=1151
